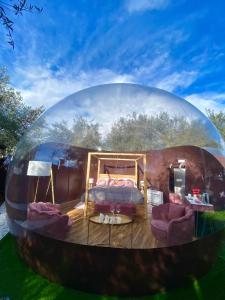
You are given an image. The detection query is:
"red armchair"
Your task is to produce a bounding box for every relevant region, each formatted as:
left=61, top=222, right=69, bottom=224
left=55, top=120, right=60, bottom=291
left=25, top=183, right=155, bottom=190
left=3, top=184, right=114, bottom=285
left=151, top=203, right=194, bottom=246
left=27, top=202, right=72, bottom=239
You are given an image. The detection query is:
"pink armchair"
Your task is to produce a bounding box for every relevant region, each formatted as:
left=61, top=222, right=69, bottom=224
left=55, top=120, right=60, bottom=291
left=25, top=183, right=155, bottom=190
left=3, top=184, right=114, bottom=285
left=27, top=202, right=72, bottom=239
left=151, top=203, right=194, bottom=246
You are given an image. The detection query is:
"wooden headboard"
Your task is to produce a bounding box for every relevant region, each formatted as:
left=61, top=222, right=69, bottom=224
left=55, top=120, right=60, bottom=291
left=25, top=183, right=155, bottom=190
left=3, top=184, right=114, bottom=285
left=98, top=173, right=137, bottom=182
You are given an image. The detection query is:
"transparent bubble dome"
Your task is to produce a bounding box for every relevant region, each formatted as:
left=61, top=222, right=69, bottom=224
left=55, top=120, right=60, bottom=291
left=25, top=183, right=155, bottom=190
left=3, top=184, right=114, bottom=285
left=6, top=83, right=225, bottom=249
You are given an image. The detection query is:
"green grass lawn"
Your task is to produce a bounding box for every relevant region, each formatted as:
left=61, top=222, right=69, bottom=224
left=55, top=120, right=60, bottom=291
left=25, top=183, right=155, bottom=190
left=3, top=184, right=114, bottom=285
left=1, top=234, right=225, bottom=300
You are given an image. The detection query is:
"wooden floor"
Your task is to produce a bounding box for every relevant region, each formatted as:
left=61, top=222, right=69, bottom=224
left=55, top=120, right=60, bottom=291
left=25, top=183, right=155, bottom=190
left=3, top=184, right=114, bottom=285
left=61, top=201, right=156, bottom=249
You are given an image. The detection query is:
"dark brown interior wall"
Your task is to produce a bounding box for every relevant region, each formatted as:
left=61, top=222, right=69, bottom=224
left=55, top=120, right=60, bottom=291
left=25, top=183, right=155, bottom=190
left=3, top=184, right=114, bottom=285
left=148, top=146, right=225, bottom=202
left=6, top=143, right=225, bottom=209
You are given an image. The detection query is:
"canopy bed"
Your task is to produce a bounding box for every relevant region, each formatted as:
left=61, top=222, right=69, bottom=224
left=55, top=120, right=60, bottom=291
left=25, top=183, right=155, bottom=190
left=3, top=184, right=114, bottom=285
left=84, top=152, right=148, bottom=218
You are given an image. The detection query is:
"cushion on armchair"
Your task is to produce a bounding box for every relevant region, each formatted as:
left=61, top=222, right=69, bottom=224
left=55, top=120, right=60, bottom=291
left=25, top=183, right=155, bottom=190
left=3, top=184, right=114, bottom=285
left=29, top=202, right=60, bottom=212
left=28, top=202, right=61, bottom=221
left=169, top=193, right=183, bottom=205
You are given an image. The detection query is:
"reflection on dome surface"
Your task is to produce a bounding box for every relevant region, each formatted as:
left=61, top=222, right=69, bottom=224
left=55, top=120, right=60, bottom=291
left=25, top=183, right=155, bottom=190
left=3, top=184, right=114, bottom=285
left=13, top=84, right=225, bottom=156
left=6, top=83, right=225, bottom=249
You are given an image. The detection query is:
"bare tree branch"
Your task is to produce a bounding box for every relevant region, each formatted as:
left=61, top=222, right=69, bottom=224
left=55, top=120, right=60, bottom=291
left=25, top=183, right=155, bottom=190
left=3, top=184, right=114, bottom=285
left=0, top=0, right=43, bottom=48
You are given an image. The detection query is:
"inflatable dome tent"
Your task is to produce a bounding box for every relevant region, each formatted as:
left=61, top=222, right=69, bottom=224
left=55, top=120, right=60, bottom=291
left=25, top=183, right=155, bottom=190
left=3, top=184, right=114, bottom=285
left=6, top=83, right=225, bottom=296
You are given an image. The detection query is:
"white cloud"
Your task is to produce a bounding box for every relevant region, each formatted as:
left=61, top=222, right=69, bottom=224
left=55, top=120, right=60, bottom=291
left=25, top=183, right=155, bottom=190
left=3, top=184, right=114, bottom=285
left=155, top=71, right=198, bottom=92
left=126, top=0, right=170, bottom=13
left=14, top=62, right=202, bottom=111
left=186, top=92, right=225, bottom=115
left=15, top=66, right=135, bottom=109
left=133, top=52, right=170, bottom=79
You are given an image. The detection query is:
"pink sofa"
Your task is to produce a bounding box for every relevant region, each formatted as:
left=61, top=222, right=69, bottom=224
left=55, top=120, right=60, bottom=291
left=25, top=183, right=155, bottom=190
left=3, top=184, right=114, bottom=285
left=151, top=203, right=194, bottom=246
left=27, top=202, right=72, bottom=239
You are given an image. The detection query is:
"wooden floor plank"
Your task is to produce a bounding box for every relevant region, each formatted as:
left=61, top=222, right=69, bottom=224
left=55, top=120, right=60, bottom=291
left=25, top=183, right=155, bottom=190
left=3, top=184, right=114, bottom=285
left=61, top=201, right=156, bottom=249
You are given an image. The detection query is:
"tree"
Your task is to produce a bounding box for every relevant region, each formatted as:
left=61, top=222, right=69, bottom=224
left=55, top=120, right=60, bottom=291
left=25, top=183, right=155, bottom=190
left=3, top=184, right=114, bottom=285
left=159, top=117, right=218, bottom=149
left=46, top=116, right=102, bottom=149
left=71, top=116, right=102, bottom=149
left=206, top=109, right=225, bottom=142
left=0, top=67, right=44, bottom=155
left=0, top=0, right=42, bottom=48
left=106, top=112, right=218, bottom=152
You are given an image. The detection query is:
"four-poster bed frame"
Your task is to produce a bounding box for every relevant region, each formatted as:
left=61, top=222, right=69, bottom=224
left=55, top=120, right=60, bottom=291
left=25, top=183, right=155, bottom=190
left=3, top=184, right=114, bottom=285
left=84, top=152, right=147, bottom=217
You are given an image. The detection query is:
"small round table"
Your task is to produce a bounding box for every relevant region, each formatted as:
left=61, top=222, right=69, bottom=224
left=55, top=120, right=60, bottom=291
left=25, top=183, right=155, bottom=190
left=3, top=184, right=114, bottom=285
left=88, top=213, right=133, bottom=246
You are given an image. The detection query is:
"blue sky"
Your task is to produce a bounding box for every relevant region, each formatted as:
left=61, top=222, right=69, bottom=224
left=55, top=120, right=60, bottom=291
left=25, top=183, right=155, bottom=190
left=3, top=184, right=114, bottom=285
left=1, top=0, right=225, bottom=113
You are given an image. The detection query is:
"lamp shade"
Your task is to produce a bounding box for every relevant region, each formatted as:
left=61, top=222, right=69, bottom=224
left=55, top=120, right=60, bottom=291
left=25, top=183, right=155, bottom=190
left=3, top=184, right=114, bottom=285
left=89, top=178, right=94, bottom=184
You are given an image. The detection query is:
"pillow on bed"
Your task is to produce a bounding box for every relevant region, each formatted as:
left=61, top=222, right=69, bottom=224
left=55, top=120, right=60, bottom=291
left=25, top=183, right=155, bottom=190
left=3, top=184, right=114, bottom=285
left=96, top=178, right=109, bottom=187
left=123, top=178, right=137, bottom=188
left=109, top=178, right=136, bottom=188
left=123, top=179, right=136, bottom=188
left=109, top=178, right=125, bottom=187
